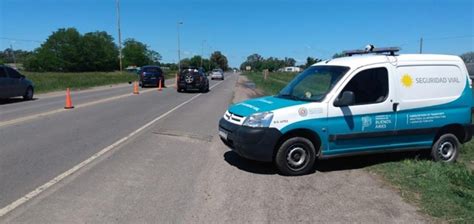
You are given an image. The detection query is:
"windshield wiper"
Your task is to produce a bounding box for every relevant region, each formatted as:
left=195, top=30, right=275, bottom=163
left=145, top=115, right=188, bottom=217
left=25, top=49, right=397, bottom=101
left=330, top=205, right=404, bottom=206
left=277, top=94, right=300, bottom=101
left=277, top=93, right=317, bottom=102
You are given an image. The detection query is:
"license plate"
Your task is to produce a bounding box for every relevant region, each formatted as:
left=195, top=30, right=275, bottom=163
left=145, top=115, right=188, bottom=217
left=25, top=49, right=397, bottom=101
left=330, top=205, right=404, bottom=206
left=218, top=129, right=228, bottom=140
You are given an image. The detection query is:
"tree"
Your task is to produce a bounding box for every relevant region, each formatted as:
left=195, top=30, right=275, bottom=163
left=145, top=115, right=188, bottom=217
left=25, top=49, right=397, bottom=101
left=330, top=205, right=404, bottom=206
left=201, top=58, right=213, bottom=72
left=179, top=58, right=191, bottom=68
left=284, top=57, right=296, bottom=67
left=24, top=28, right=83, bottom=71
left=0, top=48, right=33, bottom=64
left=210, top=51, right=229, bottom=70
left=122, top=39, right=151, bottom=67
left=160, top=62, right=178, bottom=70
left=147, top=50, right=162, bottom=65
left=240, top=54, right=303, bottom=72
left=332, top=52, right=345, bottom=58
left=305, top=57, right=322, bottom=68
left=122, top=39, right=162, bottom=67
left=80, top=31, right=118, bottom=71
left=240, top=53, right=264, bottom=71
left=460, top=52, right=474, bottom=64
left=24, top=28, right=121, bottom=72
left=189, top=55, right=203, bottom=68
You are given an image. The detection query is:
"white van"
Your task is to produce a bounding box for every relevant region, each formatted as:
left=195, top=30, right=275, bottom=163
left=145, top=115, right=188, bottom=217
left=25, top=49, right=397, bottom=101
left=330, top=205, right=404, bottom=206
left=219, top=47, right=473, bottom=175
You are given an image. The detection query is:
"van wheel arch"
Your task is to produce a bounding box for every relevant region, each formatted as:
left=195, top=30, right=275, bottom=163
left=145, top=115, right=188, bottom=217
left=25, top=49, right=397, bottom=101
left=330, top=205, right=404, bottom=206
left=274, top=129, right=322, bottom=160
left=434, top=124, right=466, bottom=144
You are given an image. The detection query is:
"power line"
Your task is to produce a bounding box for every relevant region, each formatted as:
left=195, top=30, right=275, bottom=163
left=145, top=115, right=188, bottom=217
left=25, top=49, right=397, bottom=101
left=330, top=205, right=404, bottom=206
left=423, top=35, right=474, bottom=41
left=0, top=37, right=43, bottom=43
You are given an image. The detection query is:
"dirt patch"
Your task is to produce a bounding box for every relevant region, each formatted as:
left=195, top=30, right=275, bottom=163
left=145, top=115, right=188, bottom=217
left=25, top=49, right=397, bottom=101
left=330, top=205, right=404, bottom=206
left=232, top=75, right=264, bottom=103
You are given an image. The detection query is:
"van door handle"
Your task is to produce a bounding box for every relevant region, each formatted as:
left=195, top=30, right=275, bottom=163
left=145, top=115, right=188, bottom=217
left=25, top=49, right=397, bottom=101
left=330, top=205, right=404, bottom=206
left=393, top=103, right=399, bottom=112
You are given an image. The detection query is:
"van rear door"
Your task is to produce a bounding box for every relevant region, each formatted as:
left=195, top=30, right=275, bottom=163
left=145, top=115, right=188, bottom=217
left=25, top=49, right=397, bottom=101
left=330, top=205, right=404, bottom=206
left=393, top=64, right=469, bottom=147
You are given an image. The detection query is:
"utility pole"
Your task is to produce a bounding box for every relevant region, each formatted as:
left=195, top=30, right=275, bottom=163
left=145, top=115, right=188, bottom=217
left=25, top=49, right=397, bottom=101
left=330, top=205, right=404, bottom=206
left=177, top=22, right=183, bottom=73
left=116, top=0, right=123, bottom=72
left=10, top=44, right=16, bottom=67
left=201, top=40, right=206, bottom=69
left=419, top=37, right=423, bottom=54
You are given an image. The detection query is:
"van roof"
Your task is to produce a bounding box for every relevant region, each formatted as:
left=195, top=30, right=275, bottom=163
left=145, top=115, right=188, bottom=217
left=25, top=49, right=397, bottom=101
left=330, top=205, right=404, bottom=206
left=315, top=54, right=463, bottom=68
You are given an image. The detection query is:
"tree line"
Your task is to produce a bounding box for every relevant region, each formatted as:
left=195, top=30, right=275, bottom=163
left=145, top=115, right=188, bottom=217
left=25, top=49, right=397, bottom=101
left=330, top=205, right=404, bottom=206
left=0, top=27, right=230, bottom=72
left=18, top=28, right=162, bottom=72
left=239, top=53, right=322, bottom=72
left=240, top=51, right=474, bottom=72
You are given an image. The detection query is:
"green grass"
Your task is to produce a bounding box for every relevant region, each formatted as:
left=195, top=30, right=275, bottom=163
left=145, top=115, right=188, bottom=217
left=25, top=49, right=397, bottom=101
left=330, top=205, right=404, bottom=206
left=245, top=71, right=298, bottom=95
left=369, top=159, right=474, bottom=223
left=244, top=71, right=474, bottom=223
left=23, top=70, right=177, bottom=94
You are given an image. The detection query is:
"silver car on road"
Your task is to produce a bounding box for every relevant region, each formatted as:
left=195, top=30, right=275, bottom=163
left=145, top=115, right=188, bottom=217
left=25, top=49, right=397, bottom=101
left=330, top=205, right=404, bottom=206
left=210, top=69, right=224, bottom=80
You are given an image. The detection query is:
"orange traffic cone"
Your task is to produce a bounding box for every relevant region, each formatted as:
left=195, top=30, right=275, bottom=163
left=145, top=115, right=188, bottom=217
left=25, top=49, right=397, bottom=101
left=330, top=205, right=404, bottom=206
left=64, top=88, right=74, bottom=109
left=133, top=81, right=139, bottom=94
left=158, top=78, right=162, bottom=91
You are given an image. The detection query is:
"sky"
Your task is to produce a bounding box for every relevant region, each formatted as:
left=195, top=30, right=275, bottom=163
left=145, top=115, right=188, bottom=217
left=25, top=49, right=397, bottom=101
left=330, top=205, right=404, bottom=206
left=1, top=0, right=473, bottom=67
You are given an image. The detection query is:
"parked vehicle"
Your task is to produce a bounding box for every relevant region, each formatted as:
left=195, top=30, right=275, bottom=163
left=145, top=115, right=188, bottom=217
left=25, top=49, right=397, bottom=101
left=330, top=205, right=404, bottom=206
left=177, top=68, right=209, bottom=92
left=139, top=65, right=165, bottom=87
left=219, top=47, right=473, bottom=176
left=211, top=68, right=224, bottom=80
left=0, top=65, right=34, bottom=100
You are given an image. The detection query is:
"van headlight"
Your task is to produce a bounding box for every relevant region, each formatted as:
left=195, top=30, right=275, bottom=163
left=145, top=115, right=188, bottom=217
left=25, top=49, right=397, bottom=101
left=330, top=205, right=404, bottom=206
left=243, top=112, right=274, bottom=128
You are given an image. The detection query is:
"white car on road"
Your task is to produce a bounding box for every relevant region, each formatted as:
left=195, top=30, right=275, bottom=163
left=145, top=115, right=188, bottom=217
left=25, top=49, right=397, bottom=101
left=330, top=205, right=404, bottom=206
left=210, top=69, right=224, bottom=80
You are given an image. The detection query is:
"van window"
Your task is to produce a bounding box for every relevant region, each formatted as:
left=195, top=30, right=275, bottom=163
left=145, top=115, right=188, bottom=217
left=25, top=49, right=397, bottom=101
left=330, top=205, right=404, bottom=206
left=278, top=65, right=349, bottom=102
left=339, top=67, right=388, bottom=105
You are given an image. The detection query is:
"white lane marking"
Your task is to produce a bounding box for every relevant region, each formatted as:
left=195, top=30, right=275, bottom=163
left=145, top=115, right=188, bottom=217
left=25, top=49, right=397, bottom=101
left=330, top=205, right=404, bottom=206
left=0, top=83, right=176, bottom=128
left=0, top=79, right=227, bottom=218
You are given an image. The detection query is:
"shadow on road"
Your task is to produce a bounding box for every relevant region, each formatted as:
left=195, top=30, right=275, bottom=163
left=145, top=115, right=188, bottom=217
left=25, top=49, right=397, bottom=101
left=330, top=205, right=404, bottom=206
left=0, top=98, right=37, bottom=105
left=224, top=151, right=277, bottom=175
left=224, top=149, right=430, bottom=175
left=315, top=150, right=429, bottom=172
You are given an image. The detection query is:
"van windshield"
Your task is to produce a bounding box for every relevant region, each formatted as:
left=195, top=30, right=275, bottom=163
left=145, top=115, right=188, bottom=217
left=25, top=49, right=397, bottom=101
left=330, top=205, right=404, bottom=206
left=277, top=65, right=349, bottom=102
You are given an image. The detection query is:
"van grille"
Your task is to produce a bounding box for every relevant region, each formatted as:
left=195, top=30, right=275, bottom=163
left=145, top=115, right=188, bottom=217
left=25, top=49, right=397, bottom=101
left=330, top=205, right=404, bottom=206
left=223, top=111, right=245, bottom=125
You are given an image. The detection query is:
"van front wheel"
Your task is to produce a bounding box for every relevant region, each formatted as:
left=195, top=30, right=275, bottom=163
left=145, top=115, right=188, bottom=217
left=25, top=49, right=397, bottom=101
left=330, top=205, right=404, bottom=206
left=431, top=133, right=460, bottom=163
left=275, top=137, right=316, bottom=176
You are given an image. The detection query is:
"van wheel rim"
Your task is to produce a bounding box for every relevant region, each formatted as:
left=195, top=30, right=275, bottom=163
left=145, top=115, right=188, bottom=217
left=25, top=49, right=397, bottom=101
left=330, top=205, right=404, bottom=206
left=287, top=146, right=307, bottom=171
left=438, top=141, right=455, bottom=161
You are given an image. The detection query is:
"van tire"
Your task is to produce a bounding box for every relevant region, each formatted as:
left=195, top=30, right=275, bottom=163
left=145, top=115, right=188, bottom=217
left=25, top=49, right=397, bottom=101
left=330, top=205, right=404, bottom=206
left=275, top=137, right=316, bottom=176
left=431, top=133, right=460, bottom=163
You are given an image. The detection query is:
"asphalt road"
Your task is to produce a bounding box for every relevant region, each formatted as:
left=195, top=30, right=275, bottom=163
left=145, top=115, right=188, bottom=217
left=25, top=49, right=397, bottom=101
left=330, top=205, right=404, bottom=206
left=0, top=73, right=428, bottom=223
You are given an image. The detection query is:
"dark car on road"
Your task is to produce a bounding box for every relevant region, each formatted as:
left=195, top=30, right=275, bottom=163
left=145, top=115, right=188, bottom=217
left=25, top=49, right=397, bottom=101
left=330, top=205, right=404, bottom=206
left=177, top=68, right=209, bottom=93
left=139, top=65, right=165, bottom=88
left=0, top=65, right=34, bottom=100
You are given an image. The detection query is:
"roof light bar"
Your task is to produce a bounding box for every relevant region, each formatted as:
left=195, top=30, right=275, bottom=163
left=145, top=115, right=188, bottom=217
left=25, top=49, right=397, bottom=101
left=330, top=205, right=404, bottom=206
left=343, top=46, right=400, bottom=56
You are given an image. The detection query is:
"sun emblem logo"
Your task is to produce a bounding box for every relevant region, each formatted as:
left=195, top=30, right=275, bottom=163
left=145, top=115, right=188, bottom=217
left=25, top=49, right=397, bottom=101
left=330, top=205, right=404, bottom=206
left=401, top=74, right=413, bottom=88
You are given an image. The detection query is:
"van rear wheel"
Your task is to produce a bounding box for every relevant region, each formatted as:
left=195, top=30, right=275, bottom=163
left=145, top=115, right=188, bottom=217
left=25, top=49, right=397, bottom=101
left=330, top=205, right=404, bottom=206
left=431, top=133, right=460, bottom=163
left=275, top=137, right=316, bottom=176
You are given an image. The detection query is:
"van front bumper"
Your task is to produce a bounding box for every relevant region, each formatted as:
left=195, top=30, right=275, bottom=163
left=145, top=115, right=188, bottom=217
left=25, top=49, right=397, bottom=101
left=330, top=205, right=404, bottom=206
left=218, top=118, right=281, bottom=162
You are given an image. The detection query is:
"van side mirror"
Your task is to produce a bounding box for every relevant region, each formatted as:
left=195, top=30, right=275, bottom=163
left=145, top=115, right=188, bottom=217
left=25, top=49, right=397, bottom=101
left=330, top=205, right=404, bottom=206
left=334, top=91, right=355, bottom=107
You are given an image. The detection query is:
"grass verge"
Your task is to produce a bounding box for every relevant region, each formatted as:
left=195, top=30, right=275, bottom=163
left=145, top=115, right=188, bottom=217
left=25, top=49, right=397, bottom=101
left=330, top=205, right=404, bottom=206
left=244, top=71, right=474, bottom=223
left=24, top=70, right=178, bottom=94
left=244, top=71, right=298, bottom=95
